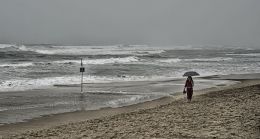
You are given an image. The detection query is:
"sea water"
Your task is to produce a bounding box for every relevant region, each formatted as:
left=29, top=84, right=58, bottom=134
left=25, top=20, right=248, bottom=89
left=0, top=44, right=259, bottom=124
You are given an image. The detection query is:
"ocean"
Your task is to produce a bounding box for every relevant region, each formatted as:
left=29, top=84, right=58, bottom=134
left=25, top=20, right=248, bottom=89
left=0, top=44, right=260, bottom=124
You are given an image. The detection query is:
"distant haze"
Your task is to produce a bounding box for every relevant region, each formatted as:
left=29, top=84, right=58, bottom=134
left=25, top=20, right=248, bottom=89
left=0, top=0, right=260, bottom=46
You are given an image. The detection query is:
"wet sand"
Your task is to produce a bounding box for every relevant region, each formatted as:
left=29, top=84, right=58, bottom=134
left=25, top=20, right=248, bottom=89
left=1, top=74, right=260, bottom=138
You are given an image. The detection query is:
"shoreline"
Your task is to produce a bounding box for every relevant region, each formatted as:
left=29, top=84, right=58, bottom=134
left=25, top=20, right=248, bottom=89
left=1, top=73, right=260, bottom=137
left=0, top=96, right=174, bottom=137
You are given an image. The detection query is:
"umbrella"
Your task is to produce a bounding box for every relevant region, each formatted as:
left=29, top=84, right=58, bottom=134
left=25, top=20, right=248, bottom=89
left=183, top=71, right=200, bottom=77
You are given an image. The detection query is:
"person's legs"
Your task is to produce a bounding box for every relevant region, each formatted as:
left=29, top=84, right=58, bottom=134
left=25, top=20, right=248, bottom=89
left=190, top=88, right=193, bottom=101
left=187, top=88, right=193, bottom=102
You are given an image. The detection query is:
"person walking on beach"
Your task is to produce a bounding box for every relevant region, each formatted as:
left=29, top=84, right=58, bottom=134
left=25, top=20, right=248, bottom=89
left=183, top=76, right=194, bottom=102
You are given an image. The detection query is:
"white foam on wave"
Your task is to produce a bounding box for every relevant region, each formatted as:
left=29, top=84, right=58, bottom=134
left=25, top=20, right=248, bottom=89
left=156, top=57, right=232, bottom=64
left=0, top=76, right=77, bottom=91
left=1, top=44, right=166, bottom=56
left=158, top=58, right=182, bottom=63
left=0, top=75, right=167, bottom=92
left=54, top=56, right=139, bottom=65
left=18, top=45, right=56, bottom=54
left=41, top=45, right=122, bottom=55
left=49, top=46, right=166, bottom=56
left=0, top=44, right=14, bottom=49
left=0, top=44, right=56, bottom=54
left=106, top=95, right=155, bottom=107
left=0, top=107, right=8, bottom=112
left=0, top=56, right=139, bottom=68
left=41, top=46, right=109, bottom=55
left=0, top=62, right=34, bottom=68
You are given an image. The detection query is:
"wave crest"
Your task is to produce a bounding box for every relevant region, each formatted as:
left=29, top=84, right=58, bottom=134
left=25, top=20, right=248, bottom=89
left=54, top=56, right=139, bottom=65
left=0, top=62, right=34, bottom=68
left=158, top=58, right=181, bottom=63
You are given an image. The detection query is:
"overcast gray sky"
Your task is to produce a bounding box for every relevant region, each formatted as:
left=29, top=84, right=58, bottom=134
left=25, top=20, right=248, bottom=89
left=0, top=0, right=259, bottom=46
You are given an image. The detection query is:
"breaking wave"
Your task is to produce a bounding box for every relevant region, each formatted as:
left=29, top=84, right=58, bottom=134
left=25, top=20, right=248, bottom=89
left=0, top=62, right=34, bottom=68
left=158, top=58, right=181, bottom=63
left=106, top=95, right=156, bottom=107
left=0, top=44, right=165, bottom=56
left=53, top=56, right=139, bottom=65
left=0, top=75, right=164, bottom=92
left=156, top=57, right=232, bottom=63
left=0, top=56, right=139, bottom=68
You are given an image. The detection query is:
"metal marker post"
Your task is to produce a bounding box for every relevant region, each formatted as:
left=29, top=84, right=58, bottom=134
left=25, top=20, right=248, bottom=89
left=80, top=58, right=85, bottom=93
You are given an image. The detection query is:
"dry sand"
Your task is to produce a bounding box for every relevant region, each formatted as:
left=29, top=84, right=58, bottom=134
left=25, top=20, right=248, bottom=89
left=1, top=79, right=260, bottom=139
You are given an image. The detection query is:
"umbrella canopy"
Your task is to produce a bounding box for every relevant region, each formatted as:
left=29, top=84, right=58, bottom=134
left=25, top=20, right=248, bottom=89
left=183, top=71, right=200, bottom=77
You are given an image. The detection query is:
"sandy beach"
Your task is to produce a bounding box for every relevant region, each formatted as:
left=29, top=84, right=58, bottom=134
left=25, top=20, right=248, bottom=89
left=0, top=75, right=259, bottom=138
